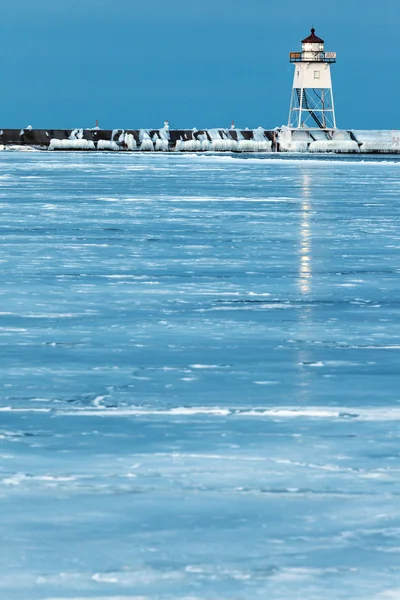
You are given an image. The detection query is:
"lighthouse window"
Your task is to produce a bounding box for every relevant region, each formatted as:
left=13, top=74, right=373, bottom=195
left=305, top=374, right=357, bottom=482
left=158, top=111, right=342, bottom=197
left=314, top=70, right=320, bottom=79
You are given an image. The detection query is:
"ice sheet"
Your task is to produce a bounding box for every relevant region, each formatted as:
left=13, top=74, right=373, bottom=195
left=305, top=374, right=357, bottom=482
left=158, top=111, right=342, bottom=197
left=1, top=152, right=400, bottom=600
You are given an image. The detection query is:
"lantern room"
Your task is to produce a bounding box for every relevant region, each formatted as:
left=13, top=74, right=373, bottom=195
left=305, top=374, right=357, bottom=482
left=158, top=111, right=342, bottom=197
left=290, top=28, right=336, bottom=63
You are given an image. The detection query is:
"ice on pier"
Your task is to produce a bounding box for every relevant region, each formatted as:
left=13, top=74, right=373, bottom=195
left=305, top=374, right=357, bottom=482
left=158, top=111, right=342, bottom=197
left=278, top=127, right=309, bottom=152
left=155, top=138, right=169, bottom=151
left=309, top=130, right=359, bottom=152
left=139, top=130, right=154, bottom=151
left=69, top=128, right=84, bottom=140
left=174, top=128, right=272, bottom=153
left=208, top=128, right=238, bottom=152
left=278, top=127, right=359, bottom=153
left=175, top=138, right=203, bottom=152
left=97, top=139, right=119, bottom=151
left=49, top=138, right=95, bottom=151
left=109, top=130, right=138, bottom=151
left=174, top=134, right=212, bottom=152
left=197, top=133, right=211, bottom=151
left=159, top=122, right=170, bottom=141
left=252, top=126, right=268, bottom=142
left=154, top=123, right=170, bottom=151
left=237, top=127, right=272, bottom=152
left=15, top=125, right=400, bottom=154
left=111, top=129, right=121, bottom=141
left=123, top=132, right=137, bottom=151
left=308, top=141, right=359, bottom=152
left=354, top=130, right=400, bottom=152
left=140, top=139, right=154, bottom=151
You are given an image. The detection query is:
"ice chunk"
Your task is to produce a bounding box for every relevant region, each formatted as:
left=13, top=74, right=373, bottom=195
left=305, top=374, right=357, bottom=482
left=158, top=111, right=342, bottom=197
left=197, top=133, right=211, bottom=151
left=214, top=138, right=238, bottom=151
left=124, top=133, right=137, bottom=151
left=278, top=126, right=310, bottom=152
left=206, top=129, right=237, bottom=152
left=3, top=145, right=38, bottom=151
left=238, top=128, right=272, bottom=152
left=155, top=139, right=169, bottom=151
left=353, top=130, right=400, bottom=152
left=238, top=139, right=272, bottom=152
left=159, top=123, right=170, bottom=142
left=173, top=129, right=272, bottom=153
left=174, top=139, right=202, bottom=152
left=308, top=141, right=359, bottom=152
left=139, top=130, right=154, bottom=151
left=49, top=139, right=95, bottom=151
left=311, top=129, right=330, bottom=141
left=97, top=140, right=119, bottom=151
left=69, top=128, right=84, bottom=140
left=278, top=127, right=360, bottom=153
left=252, top=126, right=267, bottom=142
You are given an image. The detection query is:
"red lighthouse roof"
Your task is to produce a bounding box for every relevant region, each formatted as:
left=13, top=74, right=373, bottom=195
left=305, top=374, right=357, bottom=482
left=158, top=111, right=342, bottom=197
left=302, top=28, right=324, bottom=44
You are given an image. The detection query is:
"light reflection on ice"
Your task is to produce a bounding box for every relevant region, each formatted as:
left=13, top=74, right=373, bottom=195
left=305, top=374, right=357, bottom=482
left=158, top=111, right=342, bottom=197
left=299, top=172, right=312, bottom=296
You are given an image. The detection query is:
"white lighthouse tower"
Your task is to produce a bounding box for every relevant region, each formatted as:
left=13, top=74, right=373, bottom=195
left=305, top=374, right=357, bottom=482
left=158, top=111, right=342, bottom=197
left=288, top=28, right=337, bottom=129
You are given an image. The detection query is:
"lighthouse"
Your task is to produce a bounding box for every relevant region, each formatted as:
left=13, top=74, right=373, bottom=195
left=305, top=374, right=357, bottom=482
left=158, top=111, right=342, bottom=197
left=288, top=29, right=337, bottom=129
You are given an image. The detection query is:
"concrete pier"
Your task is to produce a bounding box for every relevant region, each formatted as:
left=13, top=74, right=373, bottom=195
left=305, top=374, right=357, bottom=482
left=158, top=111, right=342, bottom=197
left=1, top=127, right=400, bottom=153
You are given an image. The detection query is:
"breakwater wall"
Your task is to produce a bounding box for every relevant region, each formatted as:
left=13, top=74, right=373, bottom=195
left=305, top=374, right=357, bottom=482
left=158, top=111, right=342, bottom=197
left=0, top=127, right=275, bottom=153
left=1, top=126, right=400, bottom=153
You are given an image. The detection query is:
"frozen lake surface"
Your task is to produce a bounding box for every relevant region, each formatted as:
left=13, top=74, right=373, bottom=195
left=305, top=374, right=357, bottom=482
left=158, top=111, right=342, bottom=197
left=1, top=152, right=400, bottom=600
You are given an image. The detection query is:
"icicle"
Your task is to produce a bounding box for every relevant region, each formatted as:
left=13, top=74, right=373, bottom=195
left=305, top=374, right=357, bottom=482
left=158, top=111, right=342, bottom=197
left=155, top=139, right=169, bottom=151
left=139, top=130, right=154, bottom=151
left=49, top=139, right=95, bottom=150
left=124, top=133, right=137, bottom=151
left=97, top=140, right=119, bottom=151
left=159, top=124, right=170, bottom=142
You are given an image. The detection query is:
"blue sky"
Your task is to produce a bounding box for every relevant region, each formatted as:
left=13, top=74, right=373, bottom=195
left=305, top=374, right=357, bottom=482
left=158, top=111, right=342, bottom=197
left=0, top=0, right=396, bottom=130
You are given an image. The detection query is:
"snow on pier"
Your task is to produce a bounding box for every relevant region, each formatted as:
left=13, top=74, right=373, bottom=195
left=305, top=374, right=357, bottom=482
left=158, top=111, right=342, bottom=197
left=1, top=126, right=400, bottom=153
